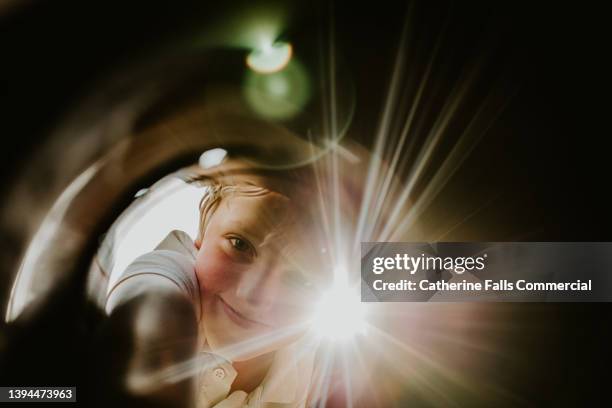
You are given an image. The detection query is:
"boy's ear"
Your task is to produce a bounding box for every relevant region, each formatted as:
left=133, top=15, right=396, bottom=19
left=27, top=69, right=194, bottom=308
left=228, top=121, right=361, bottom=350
left=194, top=238, right=202, bottom=249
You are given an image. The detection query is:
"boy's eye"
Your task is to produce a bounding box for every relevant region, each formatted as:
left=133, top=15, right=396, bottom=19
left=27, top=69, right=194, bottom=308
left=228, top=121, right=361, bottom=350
left=229, top=237, right=252, bottom=253
left=224, top=234, right=256, bottom=261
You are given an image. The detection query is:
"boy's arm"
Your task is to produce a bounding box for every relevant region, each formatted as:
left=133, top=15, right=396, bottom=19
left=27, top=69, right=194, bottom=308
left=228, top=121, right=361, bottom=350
left=105, top=249, right=200, bottom=318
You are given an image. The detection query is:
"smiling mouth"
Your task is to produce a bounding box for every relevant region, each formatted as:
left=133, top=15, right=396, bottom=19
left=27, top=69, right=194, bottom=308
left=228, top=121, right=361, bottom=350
left=217, top=295, right=268, bottom=329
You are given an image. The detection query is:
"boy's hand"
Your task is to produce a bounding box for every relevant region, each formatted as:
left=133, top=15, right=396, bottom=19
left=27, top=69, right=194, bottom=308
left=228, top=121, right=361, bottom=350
left=104, top=290, right=198, bottom=407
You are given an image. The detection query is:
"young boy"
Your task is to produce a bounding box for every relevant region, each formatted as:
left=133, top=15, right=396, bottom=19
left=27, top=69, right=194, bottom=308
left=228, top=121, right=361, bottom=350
left=105, top=159, right=328, bottom=408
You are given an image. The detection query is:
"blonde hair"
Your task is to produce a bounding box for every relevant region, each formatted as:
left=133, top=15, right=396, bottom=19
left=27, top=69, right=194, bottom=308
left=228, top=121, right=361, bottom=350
left=189, top=163, right=316, bottom=242
left=196, top=183, right=270, bottom=242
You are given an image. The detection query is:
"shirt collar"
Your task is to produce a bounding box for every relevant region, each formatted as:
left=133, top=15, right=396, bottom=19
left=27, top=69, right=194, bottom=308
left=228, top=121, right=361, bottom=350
left=201, top=334, right=318, bottom=407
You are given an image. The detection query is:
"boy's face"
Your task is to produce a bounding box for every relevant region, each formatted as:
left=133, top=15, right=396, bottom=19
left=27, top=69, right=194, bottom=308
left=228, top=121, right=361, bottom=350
left=194, top=190, right=326, bottom=360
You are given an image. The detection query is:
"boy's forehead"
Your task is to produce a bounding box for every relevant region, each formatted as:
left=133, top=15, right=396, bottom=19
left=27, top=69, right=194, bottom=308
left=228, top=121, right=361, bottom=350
left=224, top=192, right=292, bottom=226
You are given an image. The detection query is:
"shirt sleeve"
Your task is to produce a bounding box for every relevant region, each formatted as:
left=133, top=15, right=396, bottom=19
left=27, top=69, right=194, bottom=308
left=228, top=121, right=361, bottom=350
left=105, top=249, right=201, bottom=320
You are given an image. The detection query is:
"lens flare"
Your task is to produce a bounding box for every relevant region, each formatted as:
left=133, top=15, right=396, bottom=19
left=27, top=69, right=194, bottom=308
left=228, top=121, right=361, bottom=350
left=246, top=41, right=293, bottom=73
left=311, top=284, right=368, bottom=342
left=244, top=59, right=310, bottom=120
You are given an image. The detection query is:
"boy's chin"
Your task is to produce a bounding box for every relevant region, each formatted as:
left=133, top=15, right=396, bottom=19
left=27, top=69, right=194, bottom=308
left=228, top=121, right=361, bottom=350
left=201, top=297, right=305, bottom=361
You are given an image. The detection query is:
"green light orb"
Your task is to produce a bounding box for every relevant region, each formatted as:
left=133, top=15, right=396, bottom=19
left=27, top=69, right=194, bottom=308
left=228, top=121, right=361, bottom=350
left=244, top=59, right=310, bottom=120
left=246, top=41, right=293, bottom=73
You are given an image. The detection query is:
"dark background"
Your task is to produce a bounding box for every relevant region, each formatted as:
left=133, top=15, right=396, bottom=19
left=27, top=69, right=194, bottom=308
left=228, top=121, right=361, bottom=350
left=0, top=0, right=610, bottom=406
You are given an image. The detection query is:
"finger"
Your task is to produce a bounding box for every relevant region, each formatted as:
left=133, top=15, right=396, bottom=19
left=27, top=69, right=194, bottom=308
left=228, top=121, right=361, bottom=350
left=245, top=386, right=263, bottom=408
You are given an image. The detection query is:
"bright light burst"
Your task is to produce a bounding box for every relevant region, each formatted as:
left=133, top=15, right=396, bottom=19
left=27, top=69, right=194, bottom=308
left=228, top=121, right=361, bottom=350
left=244, top=57, right=311, bottom=120
left=310, top=283, right=368, bottom=342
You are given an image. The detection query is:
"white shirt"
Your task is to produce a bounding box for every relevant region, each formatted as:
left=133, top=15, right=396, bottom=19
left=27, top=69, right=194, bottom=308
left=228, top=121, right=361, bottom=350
left=105, top=230, right=317, bottom=408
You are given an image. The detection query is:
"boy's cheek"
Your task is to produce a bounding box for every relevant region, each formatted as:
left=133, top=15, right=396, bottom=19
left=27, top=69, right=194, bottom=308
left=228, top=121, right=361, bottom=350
left=194, top=245, right=238, bottom=293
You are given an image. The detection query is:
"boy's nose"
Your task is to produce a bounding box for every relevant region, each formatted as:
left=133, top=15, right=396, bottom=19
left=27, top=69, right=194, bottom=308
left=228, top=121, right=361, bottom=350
left=235, top=257, right=282, bottom=310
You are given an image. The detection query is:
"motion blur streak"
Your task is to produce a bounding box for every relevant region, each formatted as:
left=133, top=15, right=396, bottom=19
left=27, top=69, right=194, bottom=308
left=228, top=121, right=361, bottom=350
left=6, top=161, right=102, bottom=321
